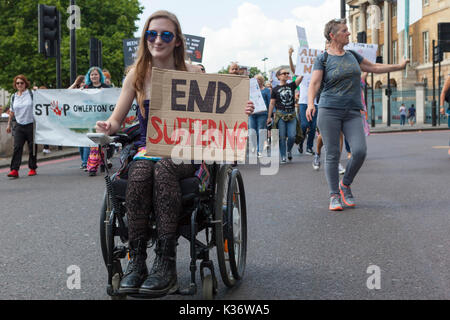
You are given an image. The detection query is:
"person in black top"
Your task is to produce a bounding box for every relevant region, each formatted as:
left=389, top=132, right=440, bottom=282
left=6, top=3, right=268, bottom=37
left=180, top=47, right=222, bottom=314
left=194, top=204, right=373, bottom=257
left=267, top=68, right=302, bottom=163
left=84, top=67, right=111, bottom=175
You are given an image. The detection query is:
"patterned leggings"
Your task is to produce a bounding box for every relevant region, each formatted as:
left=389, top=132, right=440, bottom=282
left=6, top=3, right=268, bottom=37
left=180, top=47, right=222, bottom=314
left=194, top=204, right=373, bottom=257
left=126, top=159, right=196, bottom=242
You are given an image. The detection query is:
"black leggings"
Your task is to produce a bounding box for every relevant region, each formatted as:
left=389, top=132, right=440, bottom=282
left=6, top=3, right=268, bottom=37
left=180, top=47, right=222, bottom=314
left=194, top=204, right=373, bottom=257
left=126, top=159, right=196, bottom=242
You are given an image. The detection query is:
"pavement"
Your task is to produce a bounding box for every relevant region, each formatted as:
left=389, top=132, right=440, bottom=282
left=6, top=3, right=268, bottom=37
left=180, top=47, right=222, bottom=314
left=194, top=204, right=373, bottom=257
left=0, top=122, right=448, bottom=170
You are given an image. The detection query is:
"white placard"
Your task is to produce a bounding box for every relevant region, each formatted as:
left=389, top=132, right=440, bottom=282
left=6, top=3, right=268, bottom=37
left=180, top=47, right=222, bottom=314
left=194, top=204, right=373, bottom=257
left=249, top=78, right=267, bottom=114
left=344, top=42, right=378, bottom=64
left=296, top=26, right=308, bottom=47
left=295, top=46, right=324, bottom=77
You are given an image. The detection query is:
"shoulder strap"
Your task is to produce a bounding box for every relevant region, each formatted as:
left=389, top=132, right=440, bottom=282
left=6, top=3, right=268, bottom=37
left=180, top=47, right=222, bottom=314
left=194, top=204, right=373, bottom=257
left=28, top=89, right=33, bottom=99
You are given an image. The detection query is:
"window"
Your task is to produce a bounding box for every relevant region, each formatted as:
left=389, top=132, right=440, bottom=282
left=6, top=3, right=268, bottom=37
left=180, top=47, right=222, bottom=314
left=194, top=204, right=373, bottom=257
left=423, top=0, right=429, bottom=6
left=392, top=41, right=398, bottom=64
left=423, top=31, right=429, bottom=63
left=355, top=16, right=360, bottom=33
left=392, top=3, right=397, bottom=17
left=380, top=6, right=384, bottom=21
left=379, top=44, right=384, bottom=59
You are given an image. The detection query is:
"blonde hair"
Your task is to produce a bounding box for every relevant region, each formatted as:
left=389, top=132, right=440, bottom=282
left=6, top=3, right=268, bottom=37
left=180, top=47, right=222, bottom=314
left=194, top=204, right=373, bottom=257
left=133, top=10, right=187, bottom=118
left=254, top=74, right=265, bottom=87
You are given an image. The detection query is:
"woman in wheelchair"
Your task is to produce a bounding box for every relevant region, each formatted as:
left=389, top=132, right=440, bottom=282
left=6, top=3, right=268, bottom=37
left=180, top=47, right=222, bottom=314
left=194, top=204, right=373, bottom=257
left=95, top=10, right=254, bottom=298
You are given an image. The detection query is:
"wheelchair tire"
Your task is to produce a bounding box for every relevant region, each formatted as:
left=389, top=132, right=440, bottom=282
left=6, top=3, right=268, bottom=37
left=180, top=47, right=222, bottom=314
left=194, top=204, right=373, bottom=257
left=226, top=168, right=247, bottom=281
left=214, top=164, right=237, bottom=288
left=100, top=191, right=110, bottom=268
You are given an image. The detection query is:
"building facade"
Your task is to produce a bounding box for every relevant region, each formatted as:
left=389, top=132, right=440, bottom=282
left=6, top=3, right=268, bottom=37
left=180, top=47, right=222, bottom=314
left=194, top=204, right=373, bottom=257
left=346, top=0, right=449, bottom=124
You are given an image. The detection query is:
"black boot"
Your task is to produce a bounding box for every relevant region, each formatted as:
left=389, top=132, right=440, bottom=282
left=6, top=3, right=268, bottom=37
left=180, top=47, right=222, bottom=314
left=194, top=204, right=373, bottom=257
left=139, top=235, right=178, bottom=297
left=118, top=239, right=148, bottom=294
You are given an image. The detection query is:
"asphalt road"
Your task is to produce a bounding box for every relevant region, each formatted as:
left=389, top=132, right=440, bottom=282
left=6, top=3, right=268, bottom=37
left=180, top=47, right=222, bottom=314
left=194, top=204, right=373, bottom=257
left=0, top=130, right=449, bottom=300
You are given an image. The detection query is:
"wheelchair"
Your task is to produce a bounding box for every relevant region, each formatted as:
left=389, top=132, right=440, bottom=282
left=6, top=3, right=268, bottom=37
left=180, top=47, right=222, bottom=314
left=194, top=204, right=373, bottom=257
left=87, top=131, right=247, bottom=300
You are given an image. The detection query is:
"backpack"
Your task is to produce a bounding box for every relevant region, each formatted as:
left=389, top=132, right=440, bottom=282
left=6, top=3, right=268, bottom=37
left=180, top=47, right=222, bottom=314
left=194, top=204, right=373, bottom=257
left=316, top=50, right=358, bottom=104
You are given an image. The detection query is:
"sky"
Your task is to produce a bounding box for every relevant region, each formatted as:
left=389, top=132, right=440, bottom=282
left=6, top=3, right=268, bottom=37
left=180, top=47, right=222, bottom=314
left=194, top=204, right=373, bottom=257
left=136, top=0, right=342, bottom=73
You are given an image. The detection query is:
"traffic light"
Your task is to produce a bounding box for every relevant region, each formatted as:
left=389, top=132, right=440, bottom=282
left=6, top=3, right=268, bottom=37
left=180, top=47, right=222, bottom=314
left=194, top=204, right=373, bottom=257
left=38, top=4, right=59, bottom=57
left=433, top=45, right=443, bottom=64
left=438, top=23, right=450, bottom=52
left=357, top=31, right=367, bottom=44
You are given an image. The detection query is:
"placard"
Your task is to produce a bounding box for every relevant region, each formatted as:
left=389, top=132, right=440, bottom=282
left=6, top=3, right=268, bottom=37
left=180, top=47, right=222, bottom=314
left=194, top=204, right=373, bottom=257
left=146, top=68, right=249, bottom=163
left=249, top=78, right=267, bottom=113
left=344, top=42, right=378, bottom=64
left=295, top=46, right=324, bottom=77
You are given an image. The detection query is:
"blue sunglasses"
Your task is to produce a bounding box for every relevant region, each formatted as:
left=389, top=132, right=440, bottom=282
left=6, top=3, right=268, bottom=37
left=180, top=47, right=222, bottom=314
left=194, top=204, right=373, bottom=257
left=145, top=30, right=175, bottom=43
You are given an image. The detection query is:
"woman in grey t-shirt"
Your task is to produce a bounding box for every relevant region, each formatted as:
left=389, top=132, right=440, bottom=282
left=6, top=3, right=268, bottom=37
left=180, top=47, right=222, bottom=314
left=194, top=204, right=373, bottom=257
left=306, top=19, right=409, bottom=211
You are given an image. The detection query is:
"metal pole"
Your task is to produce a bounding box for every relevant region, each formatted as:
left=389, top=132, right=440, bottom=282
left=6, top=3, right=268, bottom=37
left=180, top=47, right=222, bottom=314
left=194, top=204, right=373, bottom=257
left=56, top=11, right=61, bottom=88
left=70, top=0, right=77, bottom=85
left=432, top=40, right=436, bottom=126
left=341, top=0, right=346, bottom=19
left=438, top=53, right=441, bottom=126
left=371, top=72, right=375, bottom=127
left=386, top=2, right=391, bottom=127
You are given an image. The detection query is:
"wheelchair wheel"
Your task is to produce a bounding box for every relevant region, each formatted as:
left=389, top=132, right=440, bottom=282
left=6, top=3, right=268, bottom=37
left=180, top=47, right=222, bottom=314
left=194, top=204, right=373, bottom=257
left=100, top=191, right=127, bottom=299
left=226, top=168, right=247, bottom=280
left=214, top=165, right=247, bottom=287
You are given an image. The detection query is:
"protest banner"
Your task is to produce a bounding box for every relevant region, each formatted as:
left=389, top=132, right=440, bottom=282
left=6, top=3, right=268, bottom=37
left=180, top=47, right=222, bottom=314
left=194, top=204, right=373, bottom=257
left=271, top=71, right=280, bottom=87
left=344, top=42, right=378, bottom=64
left=184, top=34, right=205, bottom=63
left=295, top=46, right=324, bottom=77
left=146, top=68, right=249, bottom=163
left=249, top=78, right=267, bottom=113
left=34, top=88, right=137, bottom=147
left=296, top=26, right=308, bottom=47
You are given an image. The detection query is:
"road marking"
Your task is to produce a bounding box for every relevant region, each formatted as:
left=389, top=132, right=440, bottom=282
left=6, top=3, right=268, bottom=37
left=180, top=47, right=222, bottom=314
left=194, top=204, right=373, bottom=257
left=0, top=155, right=79, bottom=174
left=432, top=146, right=450, bottom=149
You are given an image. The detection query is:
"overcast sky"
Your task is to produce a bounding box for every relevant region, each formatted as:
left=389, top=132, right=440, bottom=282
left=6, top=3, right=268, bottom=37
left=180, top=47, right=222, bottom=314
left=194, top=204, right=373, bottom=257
left=136, top=0, right=342, bottom=73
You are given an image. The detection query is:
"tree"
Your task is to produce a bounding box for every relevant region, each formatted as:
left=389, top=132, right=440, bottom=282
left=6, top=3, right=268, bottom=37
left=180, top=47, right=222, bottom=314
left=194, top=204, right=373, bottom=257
left=248, top=67, right=266, bottom=80
left=0, top=0, right=143, bottom=91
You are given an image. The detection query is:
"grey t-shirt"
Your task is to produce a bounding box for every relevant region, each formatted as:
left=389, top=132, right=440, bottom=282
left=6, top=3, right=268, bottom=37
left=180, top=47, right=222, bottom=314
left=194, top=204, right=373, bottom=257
left=313, top=50, right=364, bottom=110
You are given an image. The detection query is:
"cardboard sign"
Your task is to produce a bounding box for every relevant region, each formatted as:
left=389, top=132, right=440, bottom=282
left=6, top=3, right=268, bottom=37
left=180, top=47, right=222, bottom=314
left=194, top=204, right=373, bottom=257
left=146, top=68, right=249, bottom=163
left=344, top=42, right=378, bottom=64
left=34, top=88, right=137, bottom=147
left=249, top=78, right=267, bottom=113
left=295, top=46, right=324, bottom=76
left=296, top=26, right=308, bottom=47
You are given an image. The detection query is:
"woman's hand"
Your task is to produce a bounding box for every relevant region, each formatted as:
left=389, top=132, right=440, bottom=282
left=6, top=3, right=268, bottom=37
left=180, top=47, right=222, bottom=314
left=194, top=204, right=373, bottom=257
left=95, top=120, right=112, bottom=135
left=6, top=124, right=11, bottom=134
left=306, top=104, right=316, bottom=122
left=245, top=101, right=255, bottom=115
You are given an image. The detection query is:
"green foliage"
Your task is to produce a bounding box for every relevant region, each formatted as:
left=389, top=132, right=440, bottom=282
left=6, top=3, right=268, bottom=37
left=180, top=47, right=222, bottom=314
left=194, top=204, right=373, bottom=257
left=248, top=66, right=266, bottom=80
left=0, top=0, right=143, bottom=92
left=217, top=66, right=229, bottom=74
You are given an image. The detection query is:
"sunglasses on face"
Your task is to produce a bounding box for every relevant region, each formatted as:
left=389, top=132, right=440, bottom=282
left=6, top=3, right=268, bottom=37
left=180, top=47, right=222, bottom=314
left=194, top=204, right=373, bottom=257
left=145, top=30, right=175, bottom=43
left=280, top=72, right=290, bottom=76
left=16, top=81, right=25, bottom=85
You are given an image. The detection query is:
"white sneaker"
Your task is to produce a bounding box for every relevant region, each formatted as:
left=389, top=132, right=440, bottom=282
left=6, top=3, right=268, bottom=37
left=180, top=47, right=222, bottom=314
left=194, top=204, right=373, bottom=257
left=339, top=163, right=346, bottom=175
left=281, top=157, right=287, bottom=164
left=43, top=149, right=51, bottom=154
left=257, top=152, right=262, bottom=158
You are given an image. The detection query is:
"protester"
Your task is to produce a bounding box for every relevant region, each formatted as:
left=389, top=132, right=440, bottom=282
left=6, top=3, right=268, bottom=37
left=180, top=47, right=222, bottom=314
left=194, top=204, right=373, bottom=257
left=68, top=75, right=90, bottom=170
left=289, top=47, right=317, bottom=156
left=68, top=75, right=85, bottom=89
left=95, top=10, right=254, bottom=297
left=267, top=68, right=303, bottom=163
left=6, top=75, right=37, bottom=178
left=102, top=69, right=114, bottom=87
left=407, top=104, right=415, bottom=126
left=399, top=103, right=407, bottom=126
left=249, top=74, right=270, bottom=157
left=307, top=18, right=409, bottom=211
left=197, top=64, right=206, bottom=73
left=440, top=74, right=450, bottom=128
left=228, top=62, right=240, bottom=75
left=84, top=67, right=111, bottom=176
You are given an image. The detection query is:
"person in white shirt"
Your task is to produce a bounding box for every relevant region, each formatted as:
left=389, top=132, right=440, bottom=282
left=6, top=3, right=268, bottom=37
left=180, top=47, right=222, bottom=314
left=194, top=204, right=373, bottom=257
left=6, top=74, right=37, bottom=178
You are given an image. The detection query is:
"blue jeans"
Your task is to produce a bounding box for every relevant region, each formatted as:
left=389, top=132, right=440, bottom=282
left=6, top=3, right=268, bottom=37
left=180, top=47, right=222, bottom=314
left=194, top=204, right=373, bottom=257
left=400, top=114, right=406, bottom=125
left=277, top=112, right=297, bottom=159
left=248, top=111, right=268, bottom=153
left=299, top=104, right=318, bottom=150
left=79, top=146, right=90, bottom=166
